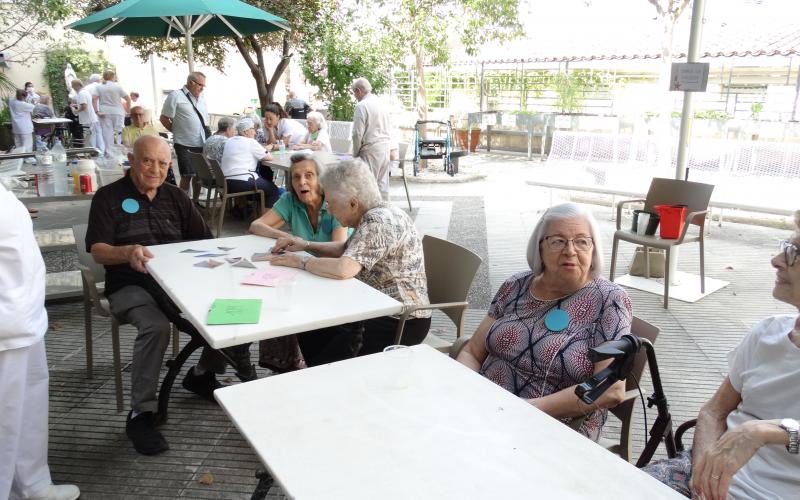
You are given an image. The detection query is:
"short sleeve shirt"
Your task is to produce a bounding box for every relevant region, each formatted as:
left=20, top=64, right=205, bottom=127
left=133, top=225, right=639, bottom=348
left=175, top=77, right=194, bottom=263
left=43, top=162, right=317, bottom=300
left=343, top=204, right=429, bottom=318
left=85, top=175, right=212, bottom=296
left=271, top=192, right=342, bottom=242
left=121, top=125, right=158, bottom=148
left=203, top=134, right=228, bottom=163
left=276, top=118, right=308, bottom=146
left=76, top=89, right=98, bottom=125
left=481, top=271, right=632, bottom=441
left=220, top=135, right=267, bottom=181
left=724, top=315, right=800, bottom=500
left=161, top=87, right=208, bottom=147
left=96, top=81, right=128, bottom=116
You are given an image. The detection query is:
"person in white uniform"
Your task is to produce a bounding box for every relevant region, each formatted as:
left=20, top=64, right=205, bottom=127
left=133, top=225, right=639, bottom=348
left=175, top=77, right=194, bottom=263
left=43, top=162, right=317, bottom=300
left=94, top=70, right=130, bottom=154
left=70, top=79, right=100, bottom=150
left=0, top=183, right=80, bottom=500
left=81, top=74, right=105, bottom=153
left=9, top=89, right=35, bottom=152
left=350, top=77, right=392, bottom=200
left=645, top=209, right=800, bottom=500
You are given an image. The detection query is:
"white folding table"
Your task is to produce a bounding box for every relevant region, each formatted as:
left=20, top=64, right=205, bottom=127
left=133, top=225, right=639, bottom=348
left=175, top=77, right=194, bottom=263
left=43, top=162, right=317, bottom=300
left=215, top=344, right=685, bottom=500
left=145, top=234, right=402, bottom=420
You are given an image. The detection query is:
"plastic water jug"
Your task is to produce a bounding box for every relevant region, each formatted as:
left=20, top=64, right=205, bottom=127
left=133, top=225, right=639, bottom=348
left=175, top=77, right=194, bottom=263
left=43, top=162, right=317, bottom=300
left=50, top=139, right=69, bottom=195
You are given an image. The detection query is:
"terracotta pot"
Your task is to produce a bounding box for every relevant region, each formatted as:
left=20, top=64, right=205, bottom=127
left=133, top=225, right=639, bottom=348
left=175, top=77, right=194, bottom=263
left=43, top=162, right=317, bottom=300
left=456, top=128, right=480, bottom=152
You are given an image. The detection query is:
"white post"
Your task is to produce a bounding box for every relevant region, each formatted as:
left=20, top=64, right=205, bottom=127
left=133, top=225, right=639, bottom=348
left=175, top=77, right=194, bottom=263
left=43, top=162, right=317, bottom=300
left=184, top=16, right=194, bottom=73
left=669, top=0, right=706, bottom=287
left=150, top=54, right=158, bottom=119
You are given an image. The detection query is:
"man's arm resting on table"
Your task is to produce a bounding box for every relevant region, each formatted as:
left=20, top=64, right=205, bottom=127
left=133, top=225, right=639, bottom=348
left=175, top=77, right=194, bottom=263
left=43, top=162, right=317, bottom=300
left=91, top=242, right=153, bottom=273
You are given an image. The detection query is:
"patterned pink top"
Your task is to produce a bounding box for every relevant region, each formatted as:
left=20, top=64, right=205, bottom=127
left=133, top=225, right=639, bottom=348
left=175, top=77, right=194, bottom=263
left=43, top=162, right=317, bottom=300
left=480, top=271, right=632, bottom=441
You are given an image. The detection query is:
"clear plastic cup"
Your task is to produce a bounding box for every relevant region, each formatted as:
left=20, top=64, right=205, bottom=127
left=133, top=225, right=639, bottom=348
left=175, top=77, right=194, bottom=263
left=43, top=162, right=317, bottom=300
left=275, top=275, right=296, bottom=310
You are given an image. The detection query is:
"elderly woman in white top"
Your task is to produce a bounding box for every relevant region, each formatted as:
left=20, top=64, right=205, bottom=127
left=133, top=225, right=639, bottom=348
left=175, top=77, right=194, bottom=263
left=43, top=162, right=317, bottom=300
left=94, top=70, right=131, bottom=152
left=292, top=111, right=332, bottom=152
left=219, top=118, right=280, bottom=212
left=270, top=158, right=431, bottom=366
left=263, top=103, right=308, bottom=148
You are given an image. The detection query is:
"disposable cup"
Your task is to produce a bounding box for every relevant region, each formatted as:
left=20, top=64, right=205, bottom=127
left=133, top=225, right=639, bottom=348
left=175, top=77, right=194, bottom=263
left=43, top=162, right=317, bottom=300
left=637, top=213, right=650, bottom=235
left=275, top=275, right=296, bottom=311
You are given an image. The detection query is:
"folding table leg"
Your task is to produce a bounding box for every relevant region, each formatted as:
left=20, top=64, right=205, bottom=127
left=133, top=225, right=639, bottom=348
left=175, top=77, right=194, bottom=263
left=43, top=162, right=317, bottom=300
left=251, top=470, right=275, bottom=500
left=155, top=332, right=203, bottom=426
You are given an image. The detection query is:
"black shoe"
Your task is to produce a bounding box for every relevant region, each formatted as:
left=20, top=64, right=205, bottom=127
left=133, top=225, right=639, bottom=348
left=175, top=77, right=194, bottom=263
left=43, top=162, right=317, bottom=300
left=181, top=367, right=222, bottom=403
left=235, top=363, right=258, bottom=382
left=126, top=411, right=169, bottom=455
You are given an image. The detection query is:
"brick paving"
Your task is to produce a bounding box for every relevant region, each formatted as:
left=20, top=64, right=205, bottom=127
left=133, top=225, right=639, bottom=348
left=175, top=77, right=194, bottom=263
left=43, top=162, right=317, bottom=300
left=33, top=154, right=795, bottom=498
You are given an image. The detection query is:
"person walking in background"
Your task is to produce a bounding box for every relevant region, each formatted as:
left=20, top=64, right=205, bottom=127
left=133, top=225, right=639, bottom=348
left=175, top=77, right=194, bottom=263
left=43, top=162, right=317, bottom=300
left=284, top=90, right=310, bottom=119
left=80, top=75, right=105, bottom=153
left=160, top=72, right=209, bottom=205
left=94, top=70, right=130, bottom=154
left=0, top=182, right=80, bottom=500
left=350, top=77, right=392, bottom=201
left=70, top=79, right=101, bottom=151
left=9, top=89, right=35, bottom=152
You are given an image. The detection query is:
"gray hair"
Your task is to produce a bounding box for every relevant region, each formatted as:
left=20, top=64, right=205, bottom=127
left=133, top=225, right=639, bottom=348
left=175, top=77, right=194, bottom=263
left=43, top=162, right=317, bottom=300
left=88, top=74, right=101, bottom=83
left=319, top=158, right=382, bottom=210
left=236, top=118, right=255, bottom=135
left=306, top=111, right=327, bottom=130
left=286, top=152, right=326, bottom=199
left=187, top=71, right=206, bottom=84
left=217, top=116, right=235, bottom=133
left=351, top=77, right=372, bottom=94
left=526, top=202, right=604, bottom=278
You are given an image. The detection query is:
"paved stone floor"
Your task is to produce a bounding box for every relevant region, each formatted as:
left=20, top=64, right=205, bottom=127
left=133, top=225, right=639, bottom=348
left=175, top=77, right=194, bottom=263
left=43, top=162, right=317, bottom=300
left=32, top=154, right=795, bottom=499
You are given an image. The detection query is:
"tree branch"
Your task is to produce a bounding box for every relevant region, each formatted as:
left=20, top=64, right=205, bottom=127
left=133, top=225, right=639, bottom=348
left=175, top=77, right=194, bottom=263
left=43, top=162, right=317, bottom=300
left=647, top=0, right=665, bottom=17
left=672, top=0, right=691, bottom=21
left=233, top=36, right=259, bottom=76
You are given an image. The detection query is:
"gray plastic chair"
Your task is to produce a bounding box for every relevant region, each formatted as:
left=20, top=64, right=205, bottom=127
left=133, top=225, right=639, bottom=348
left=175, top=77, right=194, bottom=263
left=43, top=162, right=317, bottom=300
left=187, top=151, right=217, bottom=210
left=397, top=142, right=413, bottom=211
left=609, top=177, right=714, bottom=308
left=394, top=235, right=482, bottom=346
left=73, top=224, right=178, bottom=412
left=207, top=158, right=266, bottom=237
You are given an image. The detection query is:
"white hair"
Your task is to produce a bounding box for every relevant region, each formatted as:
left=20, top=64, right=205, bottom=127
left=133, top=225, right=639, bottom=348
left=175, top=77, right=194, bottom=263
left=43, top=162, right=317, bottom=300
left=88, top=74, right=101, bottom=83
left=236, top=118, right=255, bottom=135
left=319, top=158, right=382, bottom=210
left=526, top=203, right=604, bottom=278
left=306, top=111, right=327, bottom=130
left=351, top=77, right=372, bottom=94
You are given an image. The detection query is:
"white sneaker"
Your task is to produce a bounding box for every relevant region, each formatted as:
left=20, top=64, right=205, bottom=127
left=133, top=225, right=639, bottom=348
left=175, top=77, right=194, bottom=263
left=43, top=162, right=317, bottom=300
left=27, top=484, right=80, bottom=500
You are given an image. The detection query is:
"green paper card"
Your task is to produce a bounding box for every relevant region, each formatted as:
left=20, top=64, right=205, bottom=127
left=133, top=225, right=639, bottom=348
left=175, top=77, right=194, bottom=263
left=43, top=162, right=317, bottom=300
left=207, top=298, right=262, bottom=325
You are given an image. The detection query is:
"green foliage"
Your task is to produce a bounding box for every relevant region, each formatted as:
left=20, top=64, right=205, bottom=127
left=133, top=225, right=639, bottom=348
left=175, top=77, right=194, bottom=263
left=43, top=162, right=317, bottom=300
left=0, top=0, right=79, bottom=65
left=0, top=103, right=10, bottom=125
left=551, top=71, right=602, bottom=114
left=750, top=102, right=763, bottom=120
left=693, top=109, right=732, bottom=120
left=300, top=5, right=400, bottom=120
left=44, top=48, right=113, bottom=114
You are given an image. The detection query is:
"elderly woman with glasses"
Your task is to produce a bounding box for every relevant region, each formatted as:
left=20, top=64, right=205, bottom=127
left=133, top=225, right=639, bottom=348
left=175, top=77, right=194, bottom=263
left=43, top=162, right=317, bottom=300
left=269, top=159, right=430, bottom=366
left=219, top=118, right=281, bottom=213
left=456, top=203, right=630, bottom=441
left=292, top=111, right=332, bottom=152
left=644, top=211, right=800, bottom=500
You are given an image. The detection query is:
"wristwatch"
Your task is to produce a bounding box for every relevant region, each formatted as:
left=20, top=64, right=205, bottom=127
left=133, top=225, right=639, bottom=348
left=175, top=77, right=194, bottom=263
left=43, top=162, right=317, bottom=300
left=779, top=418, right=799, bottom=454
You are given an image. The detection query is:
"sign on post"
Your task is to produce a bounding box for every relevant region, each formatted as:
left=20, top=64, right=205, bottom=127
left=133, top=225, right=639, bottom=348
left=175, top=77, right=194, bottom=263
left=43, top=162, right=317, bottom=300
left=669, top=63, right=710, bottom=92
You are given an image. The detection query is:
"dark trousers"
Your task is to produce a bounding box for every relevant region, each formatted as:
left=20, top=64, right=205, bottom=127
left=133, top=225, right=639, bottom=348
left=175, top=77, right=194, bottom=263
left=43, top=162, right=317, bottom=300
left=227, top=174, right=280, bottom=209
left=297, top=315, right=432, bottom=366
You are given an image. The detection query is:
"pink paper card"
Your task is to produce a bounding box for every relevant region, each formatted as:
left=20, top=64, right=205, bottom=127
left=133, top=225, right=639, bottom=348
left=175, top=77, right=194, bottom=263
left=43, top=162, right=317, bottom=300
left=241, top=266, right=298, bottom=287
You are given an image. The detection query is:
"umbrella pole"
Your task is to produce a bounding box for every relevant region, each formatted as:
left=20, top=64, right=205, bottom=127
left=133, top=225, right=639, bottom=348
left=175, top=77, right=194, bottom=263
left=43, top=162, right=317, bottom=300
left=186, top=31, right=194, bottom=73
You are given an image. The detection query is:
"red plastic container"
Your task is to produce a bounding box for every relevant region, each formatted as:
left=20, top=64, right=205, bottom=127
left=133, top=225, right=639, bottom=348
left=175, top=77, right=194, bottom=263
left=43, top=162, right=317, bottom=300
left=655, top=204, right=687, bottom=239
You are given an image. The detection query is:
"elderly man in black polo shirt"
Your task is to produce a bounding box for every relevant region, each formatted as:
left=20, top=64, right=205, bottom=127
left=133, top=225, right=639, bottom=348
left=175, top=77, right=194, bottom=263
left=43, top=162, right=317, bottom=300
left=85, top=135, right=251, bottom=455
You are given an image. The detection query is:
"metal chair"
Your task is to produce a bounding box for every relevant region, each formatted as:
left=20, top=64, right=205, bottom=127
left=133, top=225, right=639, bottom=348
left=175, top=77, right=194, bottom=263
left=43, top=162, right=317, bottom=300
left=397, top=142, right=413, bottom=211
left=394, top=235, right=482, bottom=347
left=206, top=158, right=266, bottom=237
left=72, top=224, right=178, bottom=412
left=609, top=177, right=715, bottom=308
left=186, top=151, right=217, bottom=211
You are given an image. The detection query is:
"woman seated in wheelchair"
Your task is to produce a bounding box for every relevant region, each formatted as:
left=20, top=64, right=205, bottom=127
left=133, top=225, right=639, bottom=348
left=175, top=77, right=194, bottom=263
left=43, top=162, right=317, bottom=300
left=645, top=210, right=800, bottom=500
left=456, top=202, right=630, bottom=441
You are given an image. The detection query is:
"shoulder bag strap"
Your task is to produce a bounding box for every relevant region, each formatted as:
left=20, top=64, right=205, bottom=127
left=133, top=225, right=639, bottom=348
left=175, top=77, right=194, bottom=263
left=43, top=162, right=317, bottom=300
left=182, top=89, right=207, bottom=128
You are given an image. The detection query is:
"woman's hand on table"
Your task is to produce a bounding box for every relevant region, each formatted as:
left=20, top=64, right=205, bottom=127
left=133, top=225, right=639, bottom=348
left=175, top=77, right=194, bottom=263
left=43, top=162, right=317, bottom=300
left=272, top=237, right=309, bottom=253
left=270, top=253, right=303, bottom=269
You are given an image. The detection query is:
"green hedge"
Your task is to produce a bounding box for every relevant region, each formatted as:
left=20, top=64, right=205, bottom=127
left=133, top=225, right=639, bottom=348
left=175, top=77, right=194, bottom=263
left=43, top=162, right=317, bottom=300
left=44, top=48, right=113, bottom=115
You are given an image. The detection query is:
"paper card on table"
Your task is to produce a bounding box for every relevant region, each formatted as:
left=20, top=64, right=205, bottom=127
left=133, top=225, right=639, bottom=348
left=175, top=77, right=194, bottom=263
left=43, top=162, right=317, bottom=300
left=218, top=246, right=236, bottom=251
left=232, top=258, right=257, bottom=268
left=194, top=259, right=224, bottom=268
left=251, top=252, right=274, bottom=262
left=207, top=298, right=262, bottom=325
left=195, top=253, right=227, bottom=258
left=225, top=257, right=243, bottom=264
left=181, top=248, right=207, bottom=253
left=241, top=267, right=298, bottom=287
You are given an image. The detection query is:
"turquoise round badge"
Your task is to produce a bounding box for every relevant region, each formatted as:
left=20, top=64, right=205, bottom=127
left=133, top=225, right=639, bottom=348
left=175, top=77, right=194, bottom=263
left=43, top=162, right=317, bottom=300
left=544, top=308, right=570, bottom=332
left=122, top=198, right=140, bottom=214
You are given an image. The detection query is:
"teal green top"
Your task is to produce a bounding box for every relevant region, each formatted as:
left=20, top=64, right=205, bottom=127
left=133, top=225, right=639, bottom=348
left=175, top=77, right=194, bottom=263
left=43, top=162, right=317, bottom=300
left=272, top=191, right=343, bottom=242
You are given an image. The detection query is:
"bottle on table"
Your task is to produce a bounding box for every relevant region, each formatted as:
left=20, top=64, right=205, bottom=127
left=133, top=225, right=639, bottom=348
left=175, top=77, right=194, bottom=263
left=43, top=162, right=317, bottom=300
left=50, top=138, right=69, bottom=195
left=34, top=138, right=55, bottom=196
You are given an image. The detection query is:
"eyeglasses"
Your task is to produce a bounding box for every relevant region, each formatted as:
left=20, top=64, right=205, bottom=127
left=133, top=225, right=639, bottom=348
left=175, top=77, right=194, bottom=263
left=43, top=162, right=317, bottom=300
left=131, top=112, right=144, bottom=116
left=780, top=240, right=799, bottom=266
left=190, top=79, right=205, bottom=88
left=542, top=235, right=594, bottom=252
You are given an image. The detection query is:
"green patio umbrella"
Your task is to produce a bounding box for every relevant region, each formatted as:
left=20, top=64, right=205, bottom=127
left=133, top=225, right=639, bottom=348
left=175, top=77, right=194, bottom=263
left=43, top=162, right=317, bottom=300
left=66, top=0, right=290, bottom=72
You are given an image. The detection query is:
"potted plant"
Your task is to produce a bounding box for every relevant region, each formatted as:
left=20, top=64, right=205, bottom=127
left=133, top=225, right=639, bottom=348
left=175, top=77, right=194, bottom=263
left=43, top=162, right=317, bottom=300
left=453, top=116, right=480, bottom=152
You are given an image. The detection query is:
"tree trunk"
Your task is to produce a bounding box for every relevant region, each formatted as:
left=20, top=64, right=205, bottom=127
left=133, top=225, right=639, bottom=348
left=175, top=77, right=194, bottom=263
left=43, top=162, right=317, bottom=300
left=233, top=34, right=293, bottom=117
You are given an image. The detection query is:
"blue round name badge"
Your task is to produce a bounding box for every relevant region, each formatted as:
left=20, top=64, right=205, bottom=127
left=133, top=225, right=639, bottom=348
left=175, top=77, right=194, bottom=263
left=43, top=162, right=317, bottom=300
left=544, top=308, right=570, bottom=332
left=122, top=198, right=140, bottom=214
